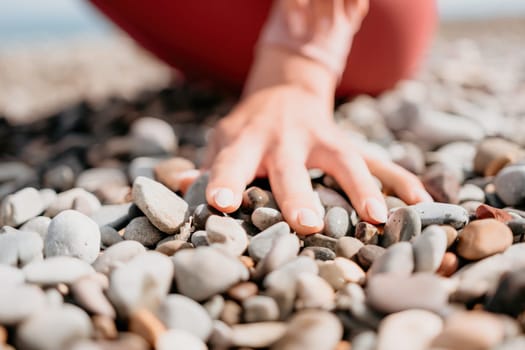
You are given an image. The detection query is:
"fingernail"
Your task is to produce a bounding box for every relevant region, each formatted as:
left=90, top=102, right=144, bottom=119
left=213, top=188, right=235, bottom=208
left=415, top=189, right=434, bottom=203
left=298, top=208, right=322, bottom=228
left=365, top=198, right=388, bottom=223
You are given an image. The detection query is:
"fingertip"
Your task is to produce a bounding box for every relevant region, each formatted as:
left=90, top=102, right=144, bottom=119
left=364, top=197, right=388, bottom=224
left=206, top=186, right=241, bottom=213
left=293, top=208, right=324, bottom=235
left=413, top=188, right=434, bottom=203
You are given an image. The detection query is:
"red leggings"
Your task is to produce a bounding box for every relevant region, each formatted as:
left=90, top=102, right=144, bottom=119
left=90, top=0, right=436, bottom=96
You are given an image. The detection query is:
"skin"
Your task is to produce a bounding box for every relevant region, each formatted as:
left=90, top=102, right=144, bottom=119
left=194, top=46, right=432, bottom=235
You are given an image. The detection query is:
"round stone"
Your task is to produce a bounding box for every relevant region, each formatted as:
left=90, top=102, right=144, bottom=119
left=494, top=165, right=525, bottom=206
left=323, top=207, right=350, bottom=238
left=256, top=234, right=300, bottom=277
left=93, top=240, right=146, bottom=275
left=243, top=296, right=280, bottom=322
left=356, top=244, right=385, bottom=270
left=248, top=222, right=290, bottom=262
left=412, top=225, right=448, bottom=273
left=75, top=168, right=128, bottom=193
left=20, top=216, right=52, bottom=239
left=457, top=219, right=513, bottom=260
left=251, top=207, right=283, bottom=231
left=183, top=173, right=209, bottom=208
left=0, top=285, right=46, bottom=325
left=242, top=186, right=271, bottom=212
left=131, top=176, right=188, bottom=234
left=458, top=184, right=486, bottom=203
left=44, top=209, right=101, bottom=264
left=205, top=215, right=248, bottom=256
left=368, top=242, right=413, bottom=276
left=227, top=282, right=258, bottom=302
left=410, top=202, right=469, bottom=229
left=382, top=207, right=421, bottom=247
left=0, top=187, right=44, bottom=227
left=130, top=117, right=177, bottom=153
left=336, top=236, right=364, bottom=259
left=24, top=256, right=95, bottom=285
left=156, top=329, right=206, bottom=350
left=123, top=216, right=165, bottom=247
left=231, top=322, right=287, bottom=348
left=295, top=273, right=335, bottom=310
left=45, top=188, right=101, bottom=217
left=157, top=294, right=213, bottom=341
left=318, top=257, right=366, bottom=290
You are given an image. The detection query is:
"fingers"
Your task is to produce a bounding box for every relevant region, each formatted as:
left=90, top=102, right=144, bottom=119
left=364, top=156, right=433, bottom=204
left=206, top=137, right=264, bottom=213
left=267, top=152, right=324, bottom=235
left=313, top=143, right=388, bottom=225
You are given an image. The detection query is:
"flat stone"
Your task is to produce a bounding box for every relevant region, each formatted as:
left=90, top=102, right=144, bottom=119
left=431, top=311, right=505, bottom=350
left=271, top=310, right=342, bottom=350
left=24, top=256, right=95, bottom=285
left=157, top=294, right=213, bottom=341
left=156, top=329, right=207, bottom=350
left=131, top=176, right=188, bottom=234
left=376, top=310, right=443, bottom=350
left=366, top=273, right=449, bottom=314
left=93, top=240, right=146, bottom=275
left=336, top=236, right=364, bottom=259
left=475, top=204, right=513, bottom=223
left=183, top=173, right=209, bottom=209
left=494, top=165, right=525, bottom=206
left=0, top=285, right=46, bottom=325
left=45, top=188, right=101, bottom=217
left=20, top=216, right=51, bottom=239
left=368, top=242, right=413, bottom=276
left=90, top=203, right=132, bottom=229
left=154, top=157, right=196, bottom=192
left=355, top=222, right=379, bottom=245
left=459, top=184, right=486, bottom=203
left=301, top=246, right=336, bottom=261
left=382, top=207, right=421, bottom=247
left=0, top=187, right=44, bottom=226
left=107, top=251, right=173, bottom=317
left=243, top=296, right=280, bottom=322
left=75, top=168, right=128, bottom=193
left=357, top=244, right=385, bottom=270
left=248, top=222, right=290, bottom=262
left=251, top=207, right=283, bottom=231
left=303, top=233, right=338, bottom=251
left=318, top=257, right=366, bottom=290
left=16, top=304, right=92, bottom=350
left=410, top=202, right=469, bottom=229
left=412, top=225, right=448, bottom=272
left=0, top=228, right=43, bottom=266
left=123, top=216, right=165, bottom=247
left=206, top=215, right=248, bottom=256
left=457, top=219, right=513, bottom=260
left=155, top=240, right=193, bottom=256
left=323, top=206, right=350, bottom=238
left=171, top=246, right=248, bottom=301
left=485, top=267, right=525, bottom=317
left=295, top=273, right=335, bottom=310
left=231, top=322, right=287, bottom=348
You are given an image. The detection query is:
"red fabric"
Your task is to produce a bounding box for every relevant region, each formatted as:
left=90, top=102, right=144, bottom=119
left=90, top=0, right=436, bottom=96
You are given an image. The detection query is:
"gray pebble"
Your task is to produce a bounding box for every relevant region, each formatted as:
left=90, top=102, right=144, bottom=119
left=0, top=187, right=44, bottom=227
left=123, top=216, right=165, bottom=247
left=231, top=322, right=287, bottom=348
left=410, top=202, right=469, bottom=229
left=191, top=230, right=209, bottom=247
left=157, top=294, right=213, bottom=341
left=128, top=157, right=164, bottom=181
left=357, top=245, right=385, bottom=270
left=412, top=225, right=448, bottom=272
left=302, top=246, right=336, bottom=261
left=44, top=209, right=101, bottom=263
left=16, top=304, right=93, bottom=350
left=458, top=184, right=486, bottom=203
left=92, top=240, right=146, bottom=275
left=75, top=167, right=128, bottom=193
left=0, top=228, right=43, bottom=266
left=303, top=233, right=337, bottom=251
left=20, top=216, right=51, bottom=239
left=248, top=222, right=290, bottom=262
left=130, top=117, right=177, bottom=153
left=206, top=215, right=248, bottom=256
left=184, top=173, right=208, bottom=209
left=382, top=207, right=421, bottom=247
left=256, top=234, right=300, bottom=277
left=131, top=176, right=188, bottom=234
left=108, top=251, right=173, bottom=317
left=172, top=246, right=248, bottom=301
left=243, top=295, right=280, bottom=322
left=0, top=285, right=46, bottom=325
left=494, top=165, right=525, bottom=206
left=156, top=329, right=207, bottom=350
left=90, top=203, right=132, bottom=229
left=100, top=225, right=124, bottom=247
left=45, top=188, right=101, bottom=217
left=368, top=242, right=414, bottom=276
left=323, top=206, right=350, bottom=238
left=336, top=236, right=364, bottom=259
left=251, top=207, right=283, bottom=231
left=24, top=256, right=95, bottom=285
left=192, top=204, right=219, bottom=230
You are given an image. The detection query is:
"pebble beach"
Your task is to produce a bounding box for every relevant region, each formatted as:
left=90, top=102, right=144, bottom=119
left=1, top=18, right=525, bottom=350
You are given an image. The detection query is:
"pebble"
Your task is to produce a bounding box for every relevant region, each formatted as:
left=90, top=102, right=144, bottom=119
left=0, top=187, right=44, bottom=226
left=422, top=165, right=461, bottom=203
left=15, top=304, right=93, bottom=350
left=486, top=267, right=525, bottom=317
left=295, top=273, right=335, bottom=310
left=431, top=311, right=505, bottom=350
left=474, top=138, right=523, bottom=176
left=192, top=204, right=219, bottom=230
left=231, top=322, right=287, bottom=348
left=90, top=203, right=132, bottom=229
left=355, top=222, right=379, bottom=244
left=315, top=186, right=355, bottom=215
left=0, top=228, right=43, bottom=266
left=0, top=285, right=46, bottom=325
left=94, top=183, right=131, bottom=205
left=45, top=188, right=101, bottom=217
left=303, top=233, right=338, bottom=251
left=476, top=203, right=513, bottom=222
left=183, top=173, right=209, bottom=208
left=351, top=331, right=377, bottom=350
left=75, top=168, right=128, bottom=193
left=270, top=310, right=342, bottom=350
left=203, top=295, right=225, bottom=320
left=382, top=207, right=421, bottom=247
left=153, top=157, right=196, bottom=192
left=20, top=216, right=52, bottom=239
left=131, top=176, right=188, bottom=234
left=457, top=219, right=513, bottom=260
left=190, top=230, right=209, bottom=247
left=318, top=257, right=366, bottom=290
left=368, top=242, right=413, bottom=276
left=171, top=246, right=248, bottom=301
left=130, top=117, right=177, bottom=153
left=208, top=320, right=233, bottom=349
left=248, top=222, right=290, bottom=261
left=92, top=240, right=146, bottom=275
left=357, top=244, right=385, bottom=270
left=206, top=215, right=248, bottom=256
left=436, top=252, right=459, bottom=277
left=123, top=216, right=165, bottom=247
left=440, top=224, right=459, bottom=247
left=412, top=225, right=448, bottom=272
left=494, top=165, right=525, bottom=206
left=323, top=206, right=350, bottom=238
left=129, top=308, right=166, bottom=345
left=107, top=251, right=173, bottom=317
left=24, top=256, right=95, bottom=285
left=157, top=294, right=213, bottom=341
left=458, top=183, right=486, bottom=203
left=155, top=239, right=193, bottom=255
left=156, top=330, right=207, bottom=350
left=100, top=225, right=124, bottom=247
left=410, top=202, right=469, bottom=229
left=366, top=273, right=449, bottom=314
left=243, top=296, right=280, bottom=322
left=0, top=265, right=25, bottom=286
left=336, top=236, right=364, bottom=259
left=44, top=209, right=101, bottom=263
left=301, top=246, right=336, bottom=261
left=227, top=282, right=258, bottom=302
left=71, top=274, right=116, bottom=318
left=256, top=234, right=300, bottom=277
left=376, top=310, right=443, bottom=350
left=220, top=300, right=242, bottom=326
left=242, top=186, right=272, bottom=212
left=251, top=207, right=283, bottom=231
